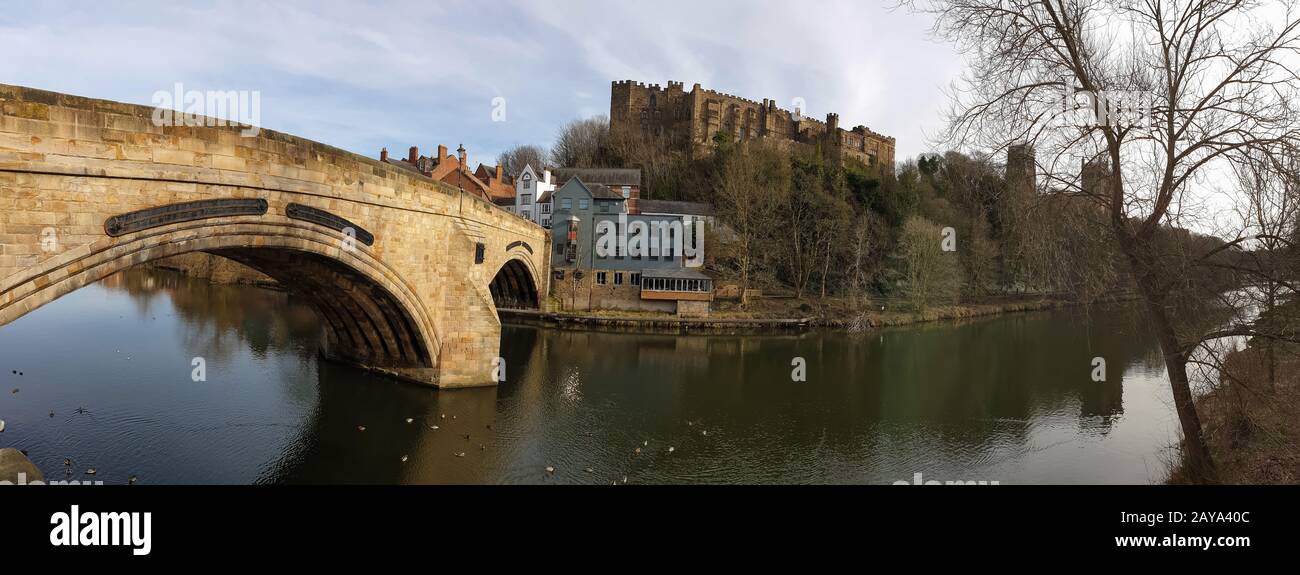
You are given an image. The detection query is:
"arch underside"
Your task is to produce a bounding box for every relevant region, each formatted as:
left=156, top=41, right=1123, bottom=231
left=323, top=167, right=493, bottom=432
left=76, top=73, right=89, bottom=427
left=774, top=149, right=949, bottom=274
left=489, top=258, right=539, bottom=310
left=0, top=222, right=438, bottom=376
left=208, top=248, right=432, bottom=368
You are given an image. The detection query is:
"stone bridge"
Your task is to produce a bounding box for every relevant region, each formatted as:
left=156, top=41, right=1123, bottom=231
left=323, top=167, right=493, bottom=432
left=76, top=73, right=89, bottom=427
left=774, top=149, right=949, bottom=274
left=0, top=84, right=549, bottom=388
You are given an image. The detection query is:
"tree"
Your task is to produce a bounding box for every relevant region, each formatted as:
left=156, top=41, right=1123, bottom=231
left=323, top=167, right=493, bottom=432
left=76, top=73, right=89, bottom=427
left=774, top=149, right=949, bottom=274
left=550, top=116, right=613, bottom=168
left=1226, top=148, right=1300, bottom=389
left=714, top=140, right=791, bottom=299
left=911, top=0, right=1300, bottom=479
left=899, top=215, right=963, bottom=310
left=497, top=144, right=546, bottom=177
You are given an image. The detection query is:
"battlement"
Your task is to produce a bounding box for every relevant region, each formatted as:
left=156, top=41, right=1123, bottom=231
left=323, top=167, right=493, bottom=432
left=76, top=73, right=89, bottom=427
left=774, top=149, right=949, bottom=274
left=610, top=79, right=896, bottom=169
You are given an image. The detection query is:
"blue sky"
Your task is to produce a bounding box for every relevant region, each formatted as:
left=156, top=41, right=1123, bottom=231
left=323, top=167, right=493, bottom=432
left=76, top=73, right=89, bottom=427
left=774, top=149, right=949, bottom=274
left=0, top=0, right=961, bottom=167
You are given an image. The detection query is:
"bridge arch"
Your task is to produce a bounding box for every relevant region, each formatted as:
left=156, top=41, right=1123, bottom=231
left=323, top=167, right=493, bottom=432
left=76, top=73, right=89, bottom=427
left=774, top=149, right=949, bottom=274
left=0, top=82, right=550, bottom=387
left=0, top=220, right=441, bottom=380
left=489, top=255, right=541, bottom=310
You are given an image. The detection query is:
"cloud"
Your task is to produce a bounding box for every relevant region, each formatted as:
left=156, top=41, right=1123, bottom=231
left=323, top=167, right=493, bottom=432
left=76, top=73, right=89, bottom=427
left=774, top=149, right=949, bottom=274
left=0, top=0, right=959, bottom=163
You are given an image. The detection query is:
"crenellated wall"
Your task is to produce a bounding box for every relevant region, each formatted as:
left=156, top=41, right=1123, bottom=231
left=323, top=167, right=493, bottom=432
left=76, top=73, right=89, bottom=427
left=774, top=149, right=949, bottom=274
left=610, top=79, right=896, bottom=169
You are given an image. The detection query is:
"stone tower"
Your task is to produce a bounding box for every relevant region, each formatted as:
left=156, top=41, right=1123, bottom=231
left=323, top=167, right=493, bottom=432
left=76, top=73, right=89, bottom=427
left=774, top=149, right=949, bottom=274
left=1006, top=143, right=1036, bottom=197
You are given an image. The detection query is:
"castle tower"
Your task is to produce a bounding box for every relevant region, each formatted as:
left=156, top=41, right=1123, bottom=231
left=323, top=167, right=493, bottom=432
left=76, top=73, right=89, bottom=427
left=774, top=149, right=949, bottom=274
left=1006, top=143, right=1036, bottom=198
left=1081, top=155, right=1111, bottom=197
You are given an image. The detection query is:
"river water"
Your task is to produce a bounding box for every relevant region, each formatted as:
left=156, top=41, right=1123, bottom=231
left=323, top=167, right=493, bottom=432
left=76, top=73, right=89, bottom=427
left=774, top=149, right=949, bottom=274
left=0, top=268, right=1180, bottom=484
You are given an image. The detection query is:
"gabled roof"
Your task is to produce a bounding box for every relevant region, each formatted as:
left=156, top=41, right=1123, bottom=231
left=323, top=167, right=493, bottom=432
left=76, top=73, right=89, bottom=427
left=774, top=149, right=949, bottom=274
left=587, top=182, right=624, bottom=200
left=553, top=176, right=626, bottom=202
left=382, top=157, right=426, bottom=175
left=553, top=167, right=641, bottom=186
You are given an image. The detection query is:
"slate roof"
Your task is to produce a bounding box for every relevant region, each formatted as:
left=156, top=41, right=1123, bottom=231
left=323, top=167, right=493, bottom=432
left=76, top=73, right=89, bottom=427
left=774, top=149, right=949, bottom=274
left=553, top=167, right=641, bottom=186
left=638, top=199, right=714, bottom=216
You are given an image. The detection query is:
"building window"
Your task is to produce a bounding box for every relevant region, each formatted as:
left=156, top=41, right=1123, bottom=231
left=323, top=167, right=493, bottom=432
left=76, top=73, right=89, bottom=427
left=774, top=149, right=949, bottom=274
left=631, top=272, right=641, bottom=286
left=614, top=272, right=623, bottom=285
left=523, top=174, right=532, bottom=189
left=521, top=194, right=531, bottom=205
left=621, top=186, right=631, bottom=198
left=562, top=198, right=572, bottom=210
left=596, top=271, right=607, bottom=285
left=579, top=199, right=589, bottom=210
left=522, top=209, right=531, bottom=219
left=542, top=203, right=551, bottom=213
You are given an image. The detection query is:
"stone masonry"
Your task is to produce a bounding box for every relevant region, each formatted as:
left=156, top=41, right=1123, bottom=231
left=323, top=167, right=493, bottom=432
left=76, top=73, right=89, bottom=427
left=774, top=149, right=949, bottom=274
left=610, top=80, right=896, bottom=169
left=0, top=84, right=550, bottom=388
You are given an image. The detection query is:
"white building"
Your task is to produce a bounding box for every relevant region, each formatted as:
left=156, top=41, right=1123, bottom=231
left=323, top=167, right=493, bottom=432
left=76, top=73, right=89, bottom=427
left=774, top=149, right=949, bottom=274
left=514, top=164, right=555, bottom=227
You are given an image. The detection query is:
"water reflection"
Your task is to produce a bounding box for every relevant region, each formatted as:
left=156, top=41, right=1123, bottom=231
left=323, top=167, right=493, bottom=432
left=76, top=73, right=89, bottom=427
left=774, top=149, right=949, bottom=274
left=0, top=268, right=1178, bottom=485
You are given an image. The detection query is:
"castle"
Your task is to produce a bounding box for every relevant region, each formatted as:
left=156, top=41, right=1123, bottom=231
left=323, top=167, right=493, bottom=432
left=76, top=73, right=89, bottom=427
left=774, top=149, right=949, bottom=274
left=610, top=80, right=896, bottom=170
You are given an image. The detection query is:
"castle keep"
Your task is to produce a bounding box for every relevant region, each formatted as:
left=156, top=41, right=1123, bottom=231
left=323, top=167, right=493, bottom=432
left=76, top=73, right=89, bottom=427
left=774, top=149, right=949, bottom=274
left=610, top=80, right=895, bottom=170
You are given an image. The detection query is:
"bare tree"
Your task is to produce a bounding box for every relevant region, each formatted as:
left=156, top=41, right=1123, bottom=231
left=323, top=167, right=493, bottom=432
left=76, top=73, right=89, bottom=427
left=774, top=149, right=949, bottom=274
left=1225, top=147, right=1300, bottom=388
left=551, top=116, right=612, bottom=168
left=900, top=215, right=963, bottom=310
left=910, top=0, right=1300, bottom=479
left=714, top=141, right=791, bottom=299
left=497, top=144, right=547, bottom=177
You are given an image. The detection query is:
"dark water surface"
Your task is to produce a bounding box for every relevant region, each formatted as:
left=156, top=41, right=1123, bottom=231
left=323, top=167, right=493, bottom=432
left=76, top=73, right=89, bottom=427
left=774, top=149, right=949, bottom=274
left=0, top=268, right=1179, bottom=484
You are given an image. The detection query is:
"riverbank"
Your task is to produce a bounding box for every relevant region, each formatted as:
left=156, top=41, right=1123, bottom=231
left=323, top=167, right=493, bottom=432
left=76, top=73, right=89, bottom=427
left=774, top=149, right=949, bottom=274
left=510, top=294, right=1082, bottom=333
left=1169, top=342, right=1300, bottom=484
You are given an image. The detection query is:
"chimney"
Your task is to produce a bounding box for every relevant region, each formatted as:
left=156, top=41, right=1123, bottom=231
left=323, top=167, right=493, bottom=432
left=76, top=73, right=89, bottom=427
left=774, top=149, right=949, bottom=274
left=457, top=144, right=467, bottom=168
left=437, top=144, right=448, bottom=160
left=495, top=164, right=503, bottom=181
left=408, top=146, right=418, bottom=164
left=543, top=169, right=552, bottom=184
left=380, top=147, right=388, bottom=162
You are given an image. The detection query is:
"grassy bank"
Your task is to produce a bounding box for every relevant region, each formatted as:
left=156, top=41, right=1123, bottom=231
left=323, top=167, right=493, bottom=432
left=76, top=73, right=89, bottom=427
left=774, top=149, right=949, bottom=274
left=524, top=293, right=1081, bottom=332
left=1169, top=343, right=1300, bottom=484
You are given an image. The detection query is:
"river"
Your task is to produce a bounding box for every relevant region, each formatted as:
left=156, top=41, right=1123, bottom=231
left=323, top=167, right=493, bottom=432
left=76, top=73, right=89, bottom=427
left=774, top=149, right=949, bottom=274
left=0, top=268, right=1180, bottom=484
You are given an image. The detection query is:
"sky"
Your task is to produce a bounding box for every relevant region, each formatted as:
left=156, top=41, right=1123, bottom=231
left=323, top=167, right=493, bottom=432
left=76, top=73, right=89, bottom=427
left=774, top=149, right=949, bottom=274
left=0, top=0, right=962, bottom=167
